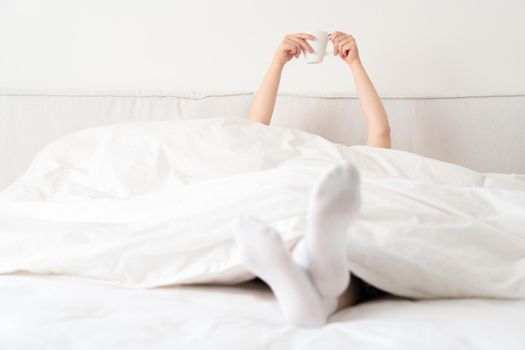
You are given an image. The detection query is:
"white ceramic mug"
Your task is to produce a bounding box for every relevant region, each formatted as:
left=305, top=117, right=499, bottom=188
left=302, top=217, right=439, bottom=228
left=303, top=30, right=333, bottom=64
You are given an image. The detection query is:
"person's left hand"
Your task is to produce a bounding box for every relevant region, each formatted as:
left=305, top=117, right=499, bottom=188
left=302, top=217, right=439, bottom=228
left=330, top=32, right=360, bottom=65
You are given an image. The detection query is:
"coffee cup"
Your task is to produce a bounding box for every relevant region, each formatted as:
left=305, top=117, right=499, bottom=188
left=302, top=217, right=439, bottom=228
left=303, top=30, right=333, bottom=64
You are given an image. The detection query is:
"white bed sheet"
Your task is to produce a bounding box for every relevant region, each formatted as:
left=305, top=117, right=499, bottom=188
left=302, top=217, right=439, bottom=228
left=1, top=275, right=524, bottom=350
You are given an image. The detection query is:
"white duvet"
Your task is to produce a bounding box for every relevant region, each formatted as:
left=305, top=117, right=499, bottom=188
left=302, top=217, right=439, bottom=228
left=1, top=117, right=524, bottom=299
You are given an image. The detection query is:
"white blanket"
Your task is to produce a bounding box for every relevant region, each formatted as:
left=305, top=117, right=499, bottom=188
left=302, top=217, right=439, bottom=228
left=1, top=117, right=524, bottom=298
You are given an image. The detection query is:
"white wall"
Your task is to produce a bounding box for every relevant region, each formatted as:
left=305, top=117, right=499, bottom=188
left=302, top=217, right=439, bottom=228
left=1, top=0, right=524, bottom=97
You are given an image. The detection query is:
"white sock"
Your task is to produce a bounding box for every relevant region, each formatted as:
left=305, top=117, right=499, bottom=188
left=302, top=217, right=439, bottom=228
left=232, top=216, right=330, bottom=327
left=292, top=161, right=361, bottom=297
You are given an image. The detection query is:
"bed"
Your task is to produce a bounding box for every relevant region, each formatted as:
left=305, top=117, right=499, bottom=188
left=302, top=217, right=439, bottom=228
left=1, top=90, right=524, bottom=349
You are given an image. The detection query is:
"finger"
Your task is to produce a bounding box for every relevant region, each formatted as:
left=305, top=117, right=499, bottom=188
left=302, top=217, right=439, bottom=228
left=294, top=42, right=302, bottom=56
left=295, top=43, right=302, bottom=58
left=332, top=35, right=342, bottom=55
left=333, top=35, right=350, bottom=47
left=331, top=32, right=346, bottom=55
left=282, top=41, right=298, bottom=57
left=345, top=35, right=356, bottom=48
left=341, top=43, right=355, bottom=58
left=285, top=41, right=302, bottom=57
left=294, top=33, right=316, bottom=40
left=282, top=41, right=295, bottom=52
left=331, top=31, right=344, bottom=41
left=288, top=36, right=314, bottom=53
left=337, top=38, right=353, bottom=55
left=284, top=39, right=300, bottom=51
left=341, top=43, right=353, bottom=58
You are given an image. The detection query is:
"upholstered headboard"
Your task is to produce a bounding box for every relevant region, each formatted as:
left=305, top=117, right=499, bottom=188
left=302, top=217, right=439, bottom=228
left=1, top=90, right=524, bottom=191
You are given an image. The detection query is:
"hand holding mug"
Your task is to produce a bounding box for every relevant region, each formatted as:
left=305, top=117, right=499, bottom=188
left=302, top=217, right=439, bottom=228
left=273, top=33, right=315, bottom=66
left=330, top=31, right=361, bottom=65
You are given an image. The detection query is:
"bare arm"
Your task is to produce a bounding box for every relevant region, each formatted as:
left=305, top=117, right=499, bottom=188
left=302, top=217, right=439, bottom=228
left=332, top=32, right=391, bottom=148
left=351, top=61, right=391, bottom=148
left=248, top=33, right=314, bottom=125
left=247, top=60, right=284, bottom=125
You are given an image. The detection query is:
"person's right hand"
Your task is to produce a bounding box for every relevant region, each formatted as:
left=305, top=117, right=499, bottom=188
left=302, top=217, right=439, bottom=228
left=272, top=33, right=315, bottom=66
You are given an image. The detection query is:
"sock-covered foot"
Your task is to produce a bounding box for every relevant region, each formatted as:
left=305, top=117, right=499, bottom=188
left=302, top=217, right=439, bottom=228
left=232, top=216, right=327, bottom=327
left=293, top=161, right=361, bottom=297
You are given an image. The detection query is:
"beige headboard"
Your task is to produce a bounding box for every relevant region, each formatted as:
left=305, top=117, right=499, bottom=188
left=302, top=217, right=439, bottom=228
left=1, top=90, right=524, bottom=191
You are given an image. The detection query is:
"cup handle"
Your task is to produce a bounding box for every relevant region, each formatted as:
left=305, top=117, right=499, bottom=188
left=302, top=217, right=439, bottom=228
left=324, top=38, right=334, bottom=56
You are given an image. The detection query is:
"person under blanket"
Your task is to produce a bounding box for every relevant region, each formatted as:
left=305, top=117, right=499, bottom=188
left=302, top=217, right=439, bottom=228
left=232, top=31, right=391, bottom=327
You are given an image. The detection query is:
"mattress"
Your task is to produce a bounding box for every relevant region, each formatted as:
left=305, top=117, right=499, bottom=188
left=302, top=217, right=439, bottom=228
left=1, top=275, right=524, bottom=350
